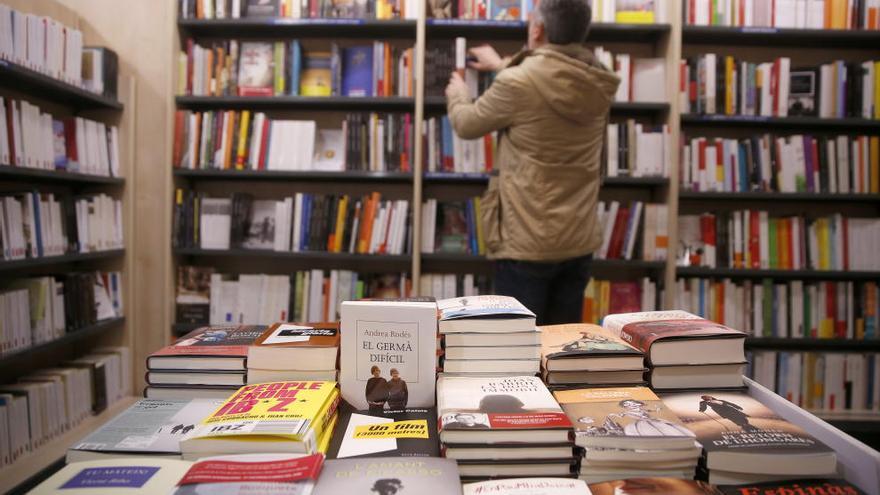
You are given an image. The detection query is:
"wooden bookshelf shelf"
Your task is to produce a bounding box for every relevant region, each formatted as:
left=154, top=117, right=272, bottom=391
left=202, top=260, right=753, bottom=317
left=682, top=25, right=880, bottom=48
left=426, top=20, right=671, bottom=43
left=173, top=169, right=413, bottom=182
left=0, top=318, right=125, bottom=371
left=676, top=266, right=880, bottom=281
left=0, top=165, right=125, bottom=185
left=422, top=253, right=666, bottom=271
left=0, top=60, right=123, bottom=111
left=175, top=95, right=416, bottom=111
left=0, top=249, right=126, bottom=273
left=0, top=396, right=138, bottom=494
left=746, top=337, right=880, bottom=352
left=178, top=18, right=417, bottom=38
left=174, top=247, right=411, bottom=266
left=424, top=96, right=669, bottom=116
left=681, top=113, right=880, bottom=130
left=679, top=191, right=880, bottom=202
left=422, top=173, right=669, bottom=186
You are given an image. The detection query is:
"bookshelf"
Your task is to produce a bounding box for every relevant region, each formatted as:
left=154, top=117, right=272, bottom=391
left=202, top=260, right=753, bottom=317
left=0, top=59, right=124, bottom=110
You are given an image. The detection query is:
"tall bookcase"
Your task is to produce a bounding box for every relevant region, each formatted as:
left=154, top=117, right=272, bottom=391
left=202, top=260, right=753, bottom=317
left=0, top=1, right=139, bottom=491
left=168, top=2, right=880, bottom=434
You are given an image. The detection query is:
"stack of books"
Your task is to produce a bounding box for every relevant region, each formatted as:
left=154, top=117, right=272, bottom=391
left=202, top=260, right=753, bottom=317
left=603, top=311, right=747, bottom=390
left=540, top=324, right=646, bottom=388
left=437, top=376, right=577, bottom=481
left=145, top=325, right=265, bottom=399
left=438, top=295, right=540, bottom=376
left=247, top=322, right=340, bottom=384
left=555, top=386, right=700, bottom=484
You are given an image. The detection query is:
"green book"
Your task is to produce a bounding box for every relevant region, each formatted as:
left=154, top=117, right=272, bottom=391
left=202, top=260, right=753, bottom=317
left=768, top=218, right=778, bottom=269
left=762, top=278, right=773, bottom=337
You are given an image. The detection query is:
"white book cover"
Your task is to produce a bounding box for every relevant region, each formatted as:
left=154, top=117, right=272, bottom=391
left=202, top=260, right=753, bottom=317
left=463, top=478, right=588, bottom=495
left=340, top=299, right=438, bottom=410
left=199, top=198, right=232, bottom=250
left=632, top=58, right=666, bottom=103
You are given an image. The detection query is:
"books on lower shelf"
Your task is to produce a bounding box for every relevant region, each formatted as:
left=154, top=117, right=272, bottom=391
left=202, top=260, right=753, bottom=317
left=0, top=6, right=85, bottom=87
left=750, top=350, right=880, bottom=413
left=179, top=0, right=421, bottom=19
left=0, top=97, right=121, bottom=176
left=680, top=133, right=880, bottom=194
left=582, top=278, right=661, bottom=326
left=681, top=54, right=879, bottom=119
left=678, top=211, right=880, bottom=271
left=173, top=189, right=411, bottom=256
left=597, top=201, right=668, bottom=261
left=428, top=0, right=668, bottom=22
left=1, top=192, right=123, bottom=259
left=676, top=278, right=879, bottom=339
left=179, top=39, right=415, bottom=97
left=604, top=120, right=672, bottom=179
left=419, top=273, right=492, bottom=299
left=0, top=271, right=124, bottom=356
left=684, top=0, right=880, bottom=30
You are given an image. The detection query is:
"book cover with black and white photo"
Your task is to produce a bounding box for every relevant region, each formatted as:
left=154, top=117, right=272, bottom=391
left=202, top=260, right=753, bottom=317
left=313, top=458, right=461, bottom=495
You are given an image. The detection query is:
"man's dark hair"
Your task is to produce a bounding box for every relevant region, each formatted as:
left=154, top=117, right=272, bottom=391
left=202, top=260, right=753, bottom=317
left=536, top=0, right=592, bottom=44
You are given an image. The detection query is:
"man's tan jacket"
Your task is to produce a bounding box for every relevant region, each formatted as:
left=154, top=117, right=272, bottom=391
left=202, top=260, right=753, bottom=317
left=447, top=43, right=620, bottom=261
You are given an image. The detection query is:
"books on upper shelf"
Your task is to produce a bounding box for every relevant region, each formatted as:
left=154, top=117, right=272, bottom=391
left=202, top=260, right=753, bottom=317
left=247, top=322, right=339, bottom=384
left=28, top=458, right=193, bottom=495
left=0, top=97, right=121, bottom=176
left=593, top=49, right=667, bottom=103
left=67, top=398, right=224, bottom=462
left=180, top=39, right=415, bottom=97
left=173, top=110, right=415, bottom=173
left=313, top=457, right=460, bottom=495
left=676, top=278, right=880, bottom=340
left=581, top=278, right=661, bottom=327
left=0, top=192, right=123, bottom=259
left=0, top=271, right=123, bottom=356
left=604, top=121, right=672, bottom=179
left=661, top=390, right=838, bottom=485
left=595, top=201, right=668, bottom=261
left=180, top=381, right=340, bottom=458
left=0, top=6, right=87, bottom=88
left=540, top=324, right=645, bottom=387
left=179, top=0, right=421, bottom=20
left=428, top=0, right=668, bottom=23
left=172, top=189, right=411, bottom=256
left=326, top=402, right=439, bottom=458
left=683, top=0, right=880, bottom=30
left=681, top=55, right=879, bottom=119
left=677, top=211, right=880, bottom=272
left=680, top=133, right=880, bottom=194
left=750, top=350, right=880, bottom=414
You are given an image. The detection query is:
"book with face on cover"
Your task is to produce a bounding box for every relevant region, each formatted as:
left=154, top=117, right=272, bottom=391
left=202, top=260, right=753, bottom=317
left=553, top=386, right=695, bottom=450
left=28, top=458, right=193, bottom=494
left=326, top=402, right=439, bottom=459
left=602, top=311, right=746, bottom=366
left=661, top=391, right=837, bottom=476
left=437, top=375, right=573, bottom=444
left=540, top=324, right=644, bottom=372
left=438, top=295, right=536, bottom=334
left=313, top=458, right=461, bottom=495
left=147, top=325, right=266, bottom=371
left=588, top=478, right=722, bottom=495
left=248, top=322, right=340, bottom=371
left=237, top=42, right=274, bottom=96
left=171, top=453, right=324, bottom=495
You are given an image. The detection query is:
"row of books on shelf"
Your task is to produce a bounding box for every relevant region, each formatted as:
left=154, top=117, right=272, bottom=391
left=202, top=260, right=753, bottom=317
left=597, top=201, right=668, bottom=261
left=180, top=39, right=415, bottom=98
left=0, top=346, right=130, bottom=467
left=0, top=192, right=123, bottom=260
left=604, top=121, right=672, bottom=179
left=676, top=278, right=879, bottom=340
left=681, top=133, right=880, bottom=194
left=420, top=197, right=483, bottom=255
left=684, top=0, right=880, bottom=30
left=678, top=211, right=880, bottom=271
left=680, top=55, right=879, bottom=119
left=0, top=272, right=123, bottom=357
left=750, top=351, right=880, bottom=413
left=179, top=0, right=419, bottom=20
left=174, top=190, right=412, bottom=255
left=0, top=97, right=122, bottom=177
left=581, top=277, right=660, bottom=324
left=0, top=5, right=117, bottom=97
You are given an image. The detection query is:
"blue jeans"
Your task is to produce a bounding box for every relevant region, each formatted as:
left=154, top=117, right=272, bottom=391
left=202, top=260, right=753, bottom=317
left=494, top=255, right=592, bottom=326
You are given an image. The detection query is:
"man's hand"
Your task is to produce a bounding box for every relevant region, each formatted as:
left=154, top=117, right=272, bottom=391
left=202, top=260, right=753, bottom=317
left=468, top=45, right=503, bottom=72
left=445, top=71, right=468, bottom=100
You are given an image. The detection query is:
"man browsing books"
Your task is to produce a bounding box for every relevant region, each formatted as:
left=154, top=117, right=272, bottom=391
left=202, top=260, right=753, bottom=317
left=445, top=0, right=620, bottom=325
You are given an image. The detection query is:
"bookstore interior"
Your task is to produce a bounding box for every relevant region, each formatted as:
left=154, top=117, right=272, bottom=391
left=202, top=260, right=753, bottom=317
left=1, top=0, right=880, bottom=493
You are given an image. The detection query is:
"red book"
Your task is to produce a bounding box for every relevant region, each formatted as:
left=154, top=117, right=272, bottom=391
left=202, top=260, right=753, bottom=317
left=186, top=38, right=194, bottom=95
left=147, top=325, right=265, bottom=371
left=606, top=207, right=630, bottom=259
left=258, top=118, right=270, bottom=170
left=172, top=110, right=185, bottom=168
left=771, top=59, right=781, bottom=116
left=609, top=282, right=641, bottom=314
left=701, top=214, right=716, bottom=267
left=826, top=282, right=836, bottom=337
left=63, top=117, right=77, bottom=166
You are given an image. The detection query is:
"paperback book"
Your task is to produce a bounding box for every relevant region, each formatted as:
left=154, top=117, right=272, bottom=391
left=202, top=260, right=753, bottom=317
left=438, top=295, right=536, bottom=333
left=327, top=402, right=439, bottom=459
left=147, top=325, right=266, bottom=371
left=540, top=324, right=644, bottom=372
left=313, top=458, right=461, bottom=495
left=171, top=453, right=324, bottom=495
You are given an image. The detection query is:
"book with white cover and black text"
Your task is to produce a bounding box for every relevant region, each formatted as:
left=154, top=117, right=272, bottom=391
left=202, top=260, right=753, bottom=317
left=313, top=458, right=461, bottom=495
left=438, top=295, right=536, bottom=333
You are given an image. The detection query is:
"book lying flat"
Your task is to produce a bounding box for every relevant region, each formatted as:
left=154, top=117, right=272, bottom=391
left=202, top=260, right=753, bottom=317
left=717, top=478, right=867, bottom=495
left=540, top=324, right=644, bottom=372
left=247, top=322, right=339, bottom=371
left=29, top=458, right=193, bottom=494
left=444, top=443, right=575, bottom=461
left=171, top=453, right=324, bottom=495
left=438, top=295, right=536, bottom=334
left=144, top=386, right=238, bottom=401
left=446, top=331, right=542, bottom=347
left=587, top=478, right=721, bottom=495
left=145, top=371, right=246, bottom=387
left=313, top=458, right=461, bottom=495
left=463, top=478, right=589, bottom=495
left=649, top=362, right=746, bottom=390
left=544, top=369, right=646, bottom=386
left=147, top=325, right=266, bottom=371
left=456, top=459, right=577, bottom=478
left=327, top=402, right=439, bottom=459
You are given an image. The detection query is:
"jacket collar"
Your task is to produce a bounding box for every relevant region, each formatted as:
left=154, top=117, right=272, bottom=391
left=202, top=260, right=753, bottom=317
left=507, top=43, right=601, bottom=70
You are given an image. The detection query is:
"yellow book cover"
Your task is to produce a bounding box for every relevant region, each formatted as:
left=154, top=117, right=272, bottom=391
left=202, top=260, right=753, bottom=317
left=181, top=382, right=340, bottom=456
left=615, top=11, right=655, bottom=24
left=333, top=195, right=348, bottom=253
left=870, top=136, right=879, bottom=193
left=473, top=196, right=486, bottom=256
left=300, top=52, right=332, bottom=97
left=274, top=42, right=285, bottom=95
left=725, top=56, right=734, bottom=116
left=817, top=218, right=830, bottom=270
left=317, top=412, right=338, bottom=454
left=235, top=110, right=251, bottom=170
left=599, top=280, right=611, bottom=320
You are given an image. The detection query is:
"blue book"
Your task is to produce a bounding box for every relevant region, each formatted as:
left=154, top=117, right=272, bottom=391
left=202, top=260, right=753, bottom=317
left=300, top=195, right=312, bottom=251
left=341, top=45, right=373, bottom=97
left=330, top=43, right=342, bottom=96
left=737, top=142, right=748, bottom=192
left=289, top=40, right=301, bottom=96
left=465, top=199, right=476, bottom=254
left=441, top=116, right=453, bottom=170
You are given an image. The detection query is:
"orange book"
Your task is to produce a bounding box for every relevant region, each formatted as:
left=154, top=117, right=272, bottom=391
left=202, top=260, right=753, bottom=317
left=214, top=46, right=225, bottom=96
left=204, top=49, right=213, bottom=96
left=172, top=110, right=185, bottom=167
left=358, top=192, right=380, bottom=254
left=725, top=56, right=734, bottom=116
left=870, top=136, right=879, bottom=194
left=193, top=112, right=203, bottom=166
left=384, top=43, right=392, bottom=97
left=224, top=111, right=237, bottom=169
left=869, top=4, right=879, bottom=29
left=715, top=281, right=724, bottom=324
left=322, top=277, right=331, bottom=322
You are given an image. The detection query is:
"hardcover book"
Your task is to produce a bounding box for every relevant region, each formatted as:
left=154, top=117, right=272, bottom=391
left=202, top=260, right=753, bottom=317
left=437, top=375, right=573, bottom=444
left=245, top=0, right=280, bottom=17
left=29, top=458, right=192, bottom=494
left=313, top=458, right=461, bottom=495
left=661, top=391, right=837, bottom=476
left=341, top=45, right=373, bottom=97
left=248, top=322, right=340, bottom=371
left=237, top=42, right=274, bottom=96
left=553, top=387, right=695, bottom=450
left=463, top=478, right=589, bottom=495
left=171, top=453, right=324, bottom=495
left=602, top=311, right=746, bottom=366
left=180, top=381, right=340, bottom=458
left=327, top=402, right=439, bottom=459
left=717, top=479, right=866, bottom=495
left=147, top=325, right=266, bottom=371
left=438, top=295, right=536, bottom=334
left=339, top=299, right=438, bottom=411
left=300, top=52, right=333, bottom=97
left=540, top=324, right=643, bottom=372
left=588, top=478, right=721, bottom=495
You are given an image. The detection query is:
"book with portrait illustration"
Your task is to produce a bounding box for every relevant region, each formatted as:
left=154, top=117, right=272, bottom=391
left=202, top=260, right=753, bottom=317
left=540, top=324, right=644, bottom=372
left=327, top=401, right=439, bottom=459
left=436, top=376, right=573, bottom=444
left=438, top=295, right=536, bottom=333
left=661, top=391, right=837, bottom=476
left=313, top=458, right=461, bottom=495
left=553, top=387, right=695, bottom=450
left=147, top=325, right=267, bottom=371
